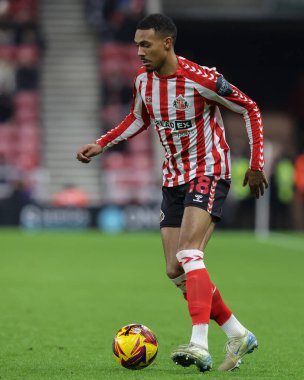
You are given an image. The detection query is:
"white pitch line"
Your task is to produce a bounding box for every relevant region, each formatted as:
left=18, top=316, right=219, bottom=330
left=256, top=232, right=304, bottom=252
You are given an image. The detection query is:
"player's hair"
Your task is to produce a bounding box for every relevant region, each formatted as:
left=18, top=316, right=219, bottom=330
left=137, top=14, right=177, bottom=44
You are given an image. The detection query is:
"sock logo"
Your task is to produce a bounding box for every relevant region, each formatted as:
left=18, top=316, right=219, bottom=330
left=176, top=250, right=206, bottom=272
left=179, top=255, right=203, bottom=265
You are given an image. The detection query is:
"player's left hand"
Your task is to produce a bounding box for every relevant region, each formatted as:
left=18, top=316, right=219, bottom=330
left=243, top=169, right=269, bottom=199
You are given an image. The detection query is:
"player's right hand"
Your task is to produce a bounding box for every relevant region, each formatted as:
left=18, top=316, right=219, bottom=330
left=76, top=143, right=103, bottom=163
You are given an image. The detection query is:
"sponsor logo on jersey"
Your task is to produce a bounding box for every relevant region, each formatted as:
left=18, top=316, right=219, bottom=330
left=155, top=119, right=192, bottom=131
left=216, top=75, right=233, bottom=97
left=175, top=120, right=192, bottom=130
left=155, top=120, right=175, bottom=129
left=173, top=94, right=189, bottom=110
left=175, top=130, right=195, bottom=137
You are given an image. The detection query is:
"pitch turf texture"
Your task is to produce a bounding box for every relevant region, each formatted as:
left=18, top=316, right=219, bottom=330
left=0, top=230, right=303, bottom=380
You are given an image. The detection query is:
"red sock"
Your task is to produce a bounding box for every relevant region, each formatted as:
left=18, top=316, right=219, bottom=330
left=181, top=281, right=232, bottom=325
left=176, top=249, right=213, bottom=325
left=210, top=283, right=232, bottom=326
left=186, top=268, right=213, bottom=324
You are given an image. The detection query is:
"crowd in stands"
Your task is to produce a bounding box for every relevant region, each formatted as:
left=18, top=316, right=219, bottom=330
left=0, top=0, right=43, bottom=224
left=86, top=0, right=159, bottom=205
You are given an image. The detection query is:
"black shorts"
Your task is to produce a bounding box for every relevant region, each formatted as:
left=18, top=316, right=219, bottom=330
left=160, top=176, right=230, bottom=228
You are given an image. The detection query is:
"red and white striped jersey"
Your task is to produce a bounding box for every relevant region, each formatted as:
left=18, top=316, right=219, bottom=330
left=96, top=56, right=264, bottom=187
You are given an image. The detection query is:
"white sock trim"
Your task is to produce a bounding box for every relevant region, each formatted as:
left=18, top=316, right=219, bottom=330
left=176, top=249, right=205, bottom=273
left=190, top=323, right=208, bottom=350
left=221, top=314, right=247, bottom=338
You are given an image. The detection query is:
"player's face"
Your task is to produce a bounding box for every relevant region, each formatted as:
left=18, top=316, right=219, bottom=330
left=134, top=28, right=171, bottom=73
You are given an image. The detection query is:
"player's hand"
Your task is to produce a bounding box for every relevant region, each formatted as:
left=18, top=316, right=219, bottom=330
left=243, top=168, right=269, bottom=199
left=76, top=144, right=103, bottom=163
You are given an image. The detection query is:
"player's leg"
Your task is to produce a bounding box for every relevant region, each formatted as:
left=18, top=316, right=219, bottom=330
left=163, top=211, right=257, bottom=372
left=200, top=219, right=214, bottom=250
left=162, top=182, right=242, bottom=332
left=165, top=220, right=231, bottom=320
left=160, top=227, right=188, bottom=298
left=175, top=220, right=236, bottom=330
left=161, top=214, right=220, bottom=304
left=202, top=223, right=253, bottom=329
left=161, top=197, right=215, bottom=300
left=160, top=183, right=212, bottom=371
left=164, top=177, right=257, bottom=371
left=177, top=206, right=214, bottom=345
left=172, top=176, right=231, bottom=371
left=160, top=181, right=225, bottom=303
left=171, top=206, right=214, bottom=371
left=159, top=184, right=187, bottom=295
left=162, top=212, right=256, bottom=372
left=200, top=222, right=233, bottom=326
left=161, top=221, right=229, bottom=319
left=201, top=218, right=258, bottom=372
left=161, top=227, right=183, bottom=279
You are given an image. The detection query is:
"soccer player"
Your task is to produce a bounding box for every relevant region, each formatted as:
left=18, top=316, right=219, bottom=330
left=77, top=14, right=268, bottom=372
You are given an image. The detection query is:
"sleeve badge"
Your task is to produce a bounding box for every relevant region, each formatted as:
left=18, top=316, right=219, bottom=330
left=216, top=75, right=233, bottom=97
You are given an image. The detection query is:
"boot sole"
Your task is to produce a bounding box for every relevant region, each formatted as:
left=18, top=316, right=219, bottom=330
left=172, top=352, right=212, bottom=372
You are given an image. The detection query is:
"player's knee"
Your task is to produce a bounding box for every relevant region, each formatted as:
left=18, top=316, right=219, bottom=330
left=166, top=263, right=183, bottom=279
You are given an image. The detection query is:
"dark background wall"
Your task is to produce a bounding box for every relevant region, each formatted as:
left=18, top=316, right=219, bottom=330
left=175, top=19, right=304, bottom=111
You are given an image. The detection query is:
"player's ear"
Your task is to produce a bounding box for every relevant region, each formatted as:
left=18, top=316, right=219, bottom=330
left=164, top=37, right=173, bottom=50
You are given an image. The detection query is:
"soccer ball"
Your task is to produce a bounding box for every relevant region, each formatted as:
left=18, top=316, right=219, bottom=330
left=112, top=323, right=158, bottom=370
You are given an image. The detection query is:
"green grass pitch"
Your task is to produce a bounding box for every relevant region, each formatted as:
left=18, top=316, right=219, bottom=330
left=0, top=229, right=303, bottom=380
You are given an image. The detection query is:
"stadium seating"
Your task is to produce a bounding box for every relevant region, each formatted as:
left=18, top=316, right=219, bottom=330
left=99, top=39, right=156, bottom=203
left=0, top=0, right=41, bottom=171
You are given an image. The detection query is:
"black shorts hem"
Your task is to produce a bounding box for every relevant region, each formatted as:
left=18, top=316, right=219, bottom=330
left=159, top=223, right=182, bottom=229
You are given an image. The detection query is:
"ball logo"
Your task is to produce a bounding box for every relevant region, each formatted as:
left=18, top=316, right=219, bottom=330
left=173, top=94, right=189, bottom=111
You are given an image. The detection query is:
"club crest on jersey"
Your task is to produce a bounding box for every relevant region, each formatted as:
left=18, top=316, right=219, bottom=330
left=173, top=95, right=189, bottom=111
left=145, top=96, right=152, bottom=104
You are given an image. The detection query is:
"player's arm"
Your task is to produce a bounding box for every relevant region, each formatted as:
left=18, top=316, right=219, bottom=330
left=198, top=70, right=268, bottom=198
left=77, top=77, right=151, bottom=163
left=77, top=143, right=102, bottom=163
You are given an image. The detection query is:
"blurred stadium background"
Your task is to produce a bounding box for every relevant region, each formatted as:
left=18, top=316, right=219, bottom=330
left=0, top=0, right=303, bottom=233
